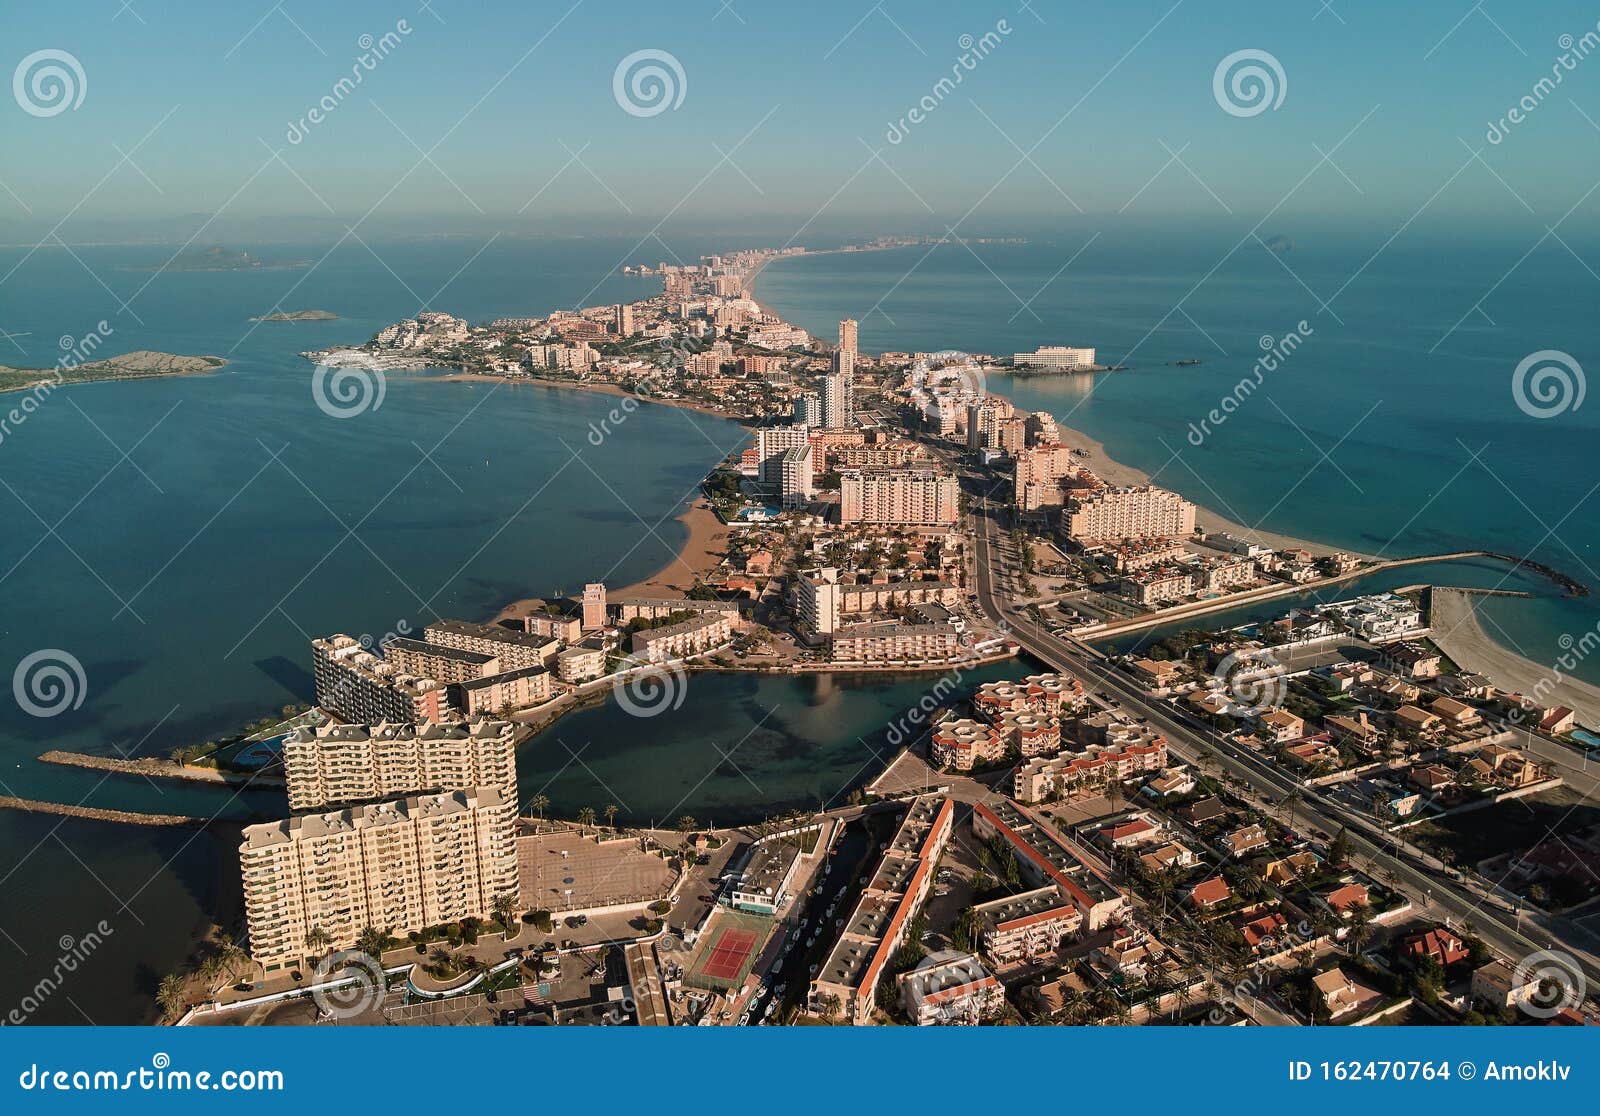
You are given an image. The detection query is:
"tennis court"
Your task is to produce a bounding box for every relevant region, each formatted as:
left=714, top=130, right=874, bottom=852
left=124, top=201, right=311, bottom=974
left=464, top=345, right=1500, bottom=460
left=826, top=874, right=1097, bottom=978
left=685, top=910, right=772, bottom=991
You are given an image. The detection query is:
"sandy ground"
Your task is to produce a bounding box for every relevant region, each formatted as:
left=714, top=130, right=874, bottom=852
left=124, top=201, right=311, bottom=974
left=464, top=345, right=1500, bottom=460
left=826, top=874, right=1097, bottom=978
left=1430, top=587, right=1600, bottom=725
left=492, top=497, right=730, bottom=625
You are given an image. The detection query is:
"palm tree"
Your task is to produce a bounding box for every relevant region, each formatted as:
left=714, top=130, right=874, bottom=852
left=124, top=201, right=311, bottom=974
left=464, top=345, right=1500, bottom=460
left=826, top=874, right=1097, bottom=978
left=492, top=893, right=519, bottom=937
left=1280, top=787, right=1304, bottom=830
left=198, top=954, right=225, bottom=992
left=676, top=815, right=697, bottom=835
left=578, top=806, right=597, bottom=834
left=530, top=794, right=550, bottom=823
left=156, top=973, right=186, bottom=1021
left=303, top=925, right=332, bottom=970
left=356, top=925, right=390, bottom=961
left=604, top=804, right=619, bottom=832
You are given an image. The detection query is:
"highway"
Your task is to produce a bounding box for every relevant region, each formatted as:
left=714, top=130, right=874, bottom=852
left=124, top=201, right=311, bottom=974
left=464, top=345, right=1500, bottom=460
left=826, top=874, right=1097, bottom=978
left=958, top=479, right=1600, bottom=989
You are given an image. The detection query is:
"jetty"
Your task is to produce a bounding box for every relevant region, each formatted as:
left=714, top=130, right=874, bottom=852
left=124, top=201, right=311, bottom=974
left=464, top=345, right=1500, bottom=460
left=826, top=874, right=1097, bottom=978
left=38, top=750, right=285, bottom=788
left=0, top=796, right=210, bottom=829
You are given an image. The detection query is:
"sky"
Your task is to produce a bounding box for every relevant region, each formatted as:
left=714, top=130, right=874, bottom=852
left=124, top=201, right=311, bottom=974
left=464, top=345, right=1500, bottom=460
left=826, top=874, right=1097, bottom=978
left=3, top=0, right=1599, bottom=241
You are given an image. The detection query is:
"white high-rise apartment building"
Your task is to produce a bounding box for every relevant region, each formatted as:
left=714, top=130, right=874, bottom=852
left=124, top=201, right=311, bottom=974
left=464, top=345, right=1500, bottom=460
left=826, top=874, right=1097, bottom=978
left=756, top=424, right=811, bottom=483
left=839, top=467, right=959, bottom=526
left=239, top=786, right=519, bottom=971
left=282, top=720, right=519, bottom=812
left=780, top=444, right=817, bottom=508
left=839, top=318, right=858, bottom=356
left=1062, top=485, right=1197, bottom=543
left=819, top=372, right=854, bottom=429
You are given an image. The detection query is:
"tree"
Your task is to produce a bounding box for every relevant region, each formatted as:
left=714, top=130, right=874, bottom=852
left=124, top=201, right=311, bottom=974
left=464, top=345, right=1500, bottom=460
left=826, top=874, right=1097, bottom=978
left=303, top=925, right=332, bottom=969
left=1280, top=787, right=1304, bottom=830
left=356, top=925, right=391, bottom=960
left=1346, top=903, right=1375, bottom=956
left=578, top=806, right=597, bottom=834
left=492, top=893, right=519, bottom=937
left=530, top=794, right=550, bottom=823
left=156, top=973, right=187, bottom=1021
left=604, top=804, right=619, bottom=832
left=1328, top=825, right=1352, bottom=868
left=676, top=815, right=697, bottom=835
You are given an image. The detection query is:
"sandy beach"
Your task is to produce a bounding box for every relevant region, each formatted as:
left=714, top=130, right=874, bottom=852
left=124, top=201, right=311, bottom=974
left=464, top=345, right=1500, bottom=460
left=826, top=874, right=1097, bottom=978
left=492, top=496, right=731, bottom=625
left=1430, top=588, right=1600, bottom=725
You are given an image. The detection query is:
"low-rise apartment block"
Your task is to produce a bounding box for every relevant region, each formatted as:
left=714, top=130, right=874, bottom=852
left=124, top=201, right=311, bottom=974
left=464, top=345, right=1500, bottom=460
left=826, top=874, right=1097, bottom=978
left=972, top=886, right=1082, bottom=966
left=1012, top=734, right=1169, bottom=803
left=830, top=622, right=962, bottom=665
left=809, top=796, right=954, bottom=1025
left=630, top=612, right=731, bottom=663
left=972, top=801, right=1126, bottom=931
left=930, top=717, right=1005, bottom=771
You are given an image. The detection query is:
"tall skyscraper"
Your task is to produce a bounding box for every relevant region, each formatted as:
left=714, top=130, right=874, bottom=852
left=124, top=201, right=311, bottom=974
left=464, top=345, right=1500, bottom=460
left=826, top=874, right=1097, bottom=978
left=794, top=390, right=821, bottom=427
left=615, top=303, right=635, bottom=336
left=820, top=372, right=854, bottom=429
left=839, top=318, right=858, bottom=357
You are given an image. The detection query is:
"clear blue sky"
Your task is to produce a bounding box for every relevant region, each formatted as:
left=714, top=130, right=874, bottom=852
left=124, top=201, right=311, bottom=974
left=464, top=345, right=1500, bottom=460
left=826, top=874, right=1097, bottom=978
left=4, top=0, right=1598, bottom=237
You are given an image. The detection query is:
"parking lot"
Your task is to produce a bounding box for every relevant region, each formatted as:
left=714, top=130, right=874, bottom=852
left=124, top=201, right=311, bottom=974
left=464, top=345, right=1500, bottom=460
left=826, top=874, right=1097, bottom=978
left=518, top=829, right=675, bottom=913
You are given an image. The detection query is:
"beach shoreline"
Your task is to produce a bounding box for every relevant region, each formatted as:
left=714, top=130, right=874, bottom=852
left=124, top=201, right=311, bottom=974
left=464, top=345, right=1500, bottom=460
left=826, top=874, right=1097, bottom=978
left=1430, top=587, right=1600, bottom=725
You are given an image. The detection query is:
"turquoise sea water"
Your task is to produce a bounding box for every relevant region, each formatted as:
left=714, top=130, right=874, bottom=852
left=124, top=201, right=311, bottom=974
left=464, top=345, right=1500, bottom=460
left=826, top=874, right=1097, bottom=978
left=755, top=227, right=1600, bottom=677
left=3, top=221, right=1596, bottom=1021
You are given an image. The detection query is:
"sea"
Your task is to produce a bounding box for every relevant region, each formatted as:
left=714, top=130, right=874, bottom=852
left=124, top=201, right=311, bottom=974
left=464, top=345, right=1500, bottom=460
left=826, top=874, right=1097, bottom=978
left=0, top=221, right=1594, bottom=1020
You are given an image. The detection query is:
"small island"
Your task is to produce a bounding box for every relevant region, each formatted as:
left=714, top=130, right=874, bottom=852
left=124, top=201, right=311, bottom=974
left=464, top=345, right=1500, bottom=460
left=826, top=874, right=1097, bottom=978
left=250, top=309, right=339, bottom=322
left=137, top=246, right=311, bottom=273
left=0, top=350, right=228, bottom=394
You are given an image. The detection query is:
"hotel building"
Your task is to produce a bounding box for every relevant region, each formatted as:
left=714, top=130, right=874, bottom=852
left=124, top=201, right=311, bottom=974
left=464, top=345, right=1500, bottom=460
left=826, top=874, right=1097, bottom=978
left=839, top=467, right=959, bottom=527
left=1013, top=345, right=1096, bottom=370
left=239, top=786, right=519, bottom=971
left=1062, top=484, right=1196, bottom=544
left=282, top=719, right=519, bottom=812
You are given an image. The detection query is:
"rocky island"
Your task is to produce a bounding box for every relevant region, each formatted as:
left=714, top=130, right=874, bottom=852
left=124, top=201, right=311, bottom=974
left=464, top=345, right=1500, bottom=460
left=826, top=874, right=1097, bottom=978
left=0, top=350, right=228, bottom=394
left=250, top=309, right=339, bottom=322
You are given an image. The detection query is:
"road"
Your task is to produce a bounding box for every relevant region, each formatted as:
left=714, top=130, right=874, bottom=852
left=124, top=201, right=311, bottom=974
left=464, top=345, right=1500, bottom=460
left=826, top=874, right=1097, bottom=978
left=960, top=481, right=1600, bottom=989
